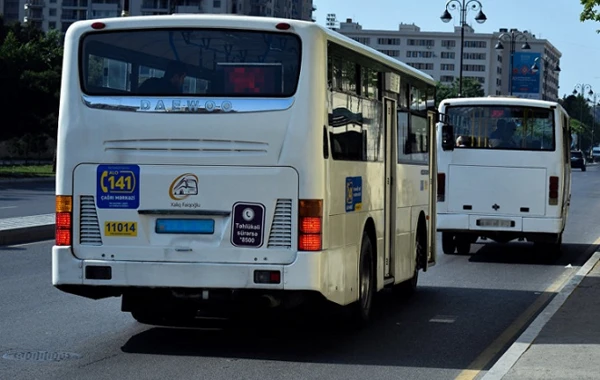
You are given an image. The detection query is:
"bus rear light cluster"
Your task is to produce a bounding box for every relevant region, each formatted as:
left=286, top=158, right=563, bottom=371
left=549, top=176, right=559, bottom=206
left=299, top=199, right=322, bottom=251
left=437, top=173, right=446, bottom=202
left=56, top=195, right=73, bottom=246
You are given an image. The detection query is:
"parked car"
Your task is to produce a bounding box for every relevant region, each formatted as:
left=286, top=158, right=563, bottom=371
left=571, top=150, right=586, bottom=171
left=592, top=147, right=600, bottom=162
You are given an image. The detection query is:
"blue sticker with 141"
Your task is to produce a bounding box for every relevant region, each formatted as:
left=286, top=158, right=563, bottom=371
left=96, top=164, right=140, bottom=209
left=345, top=176, right=363, bottom=212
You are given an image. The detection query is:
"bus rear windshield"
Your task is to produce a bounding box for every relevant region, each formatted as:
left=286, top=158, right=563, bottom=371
left=79, top=28, right=302, bottom=97
left=445, top=105, right=555, bottom=151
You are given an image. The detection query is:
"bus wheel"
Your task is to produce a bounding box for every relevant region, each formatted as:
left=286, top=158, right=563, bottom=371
left=442, top=232, right=456, bottom=255
left=455, top=235, right=471, bottom=255
left=349, top=231, right=375, bottom=327
left=394, top=221, right=424, bottom=297
left=537, top=234, right=563, bottom=259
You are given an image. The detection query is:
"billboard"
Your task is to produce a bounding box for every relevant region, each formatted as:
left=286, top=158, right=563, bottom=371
left=511, top=52, right=541, bottom=99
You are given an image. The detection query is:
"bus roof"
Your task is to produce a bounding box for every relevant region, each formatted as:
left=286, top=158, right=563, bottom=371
left=439, top=96, right=564, bottom=109
left=66, top=14, right=436, bottom=86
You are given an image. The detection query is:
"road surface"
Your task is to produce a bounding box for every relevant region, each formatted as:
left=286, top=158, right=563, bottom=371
left=0, top=168, right=599, bottom=380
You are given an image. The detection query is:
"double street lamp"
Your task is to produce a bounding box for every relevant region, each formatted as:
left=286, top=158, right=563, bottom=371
left=530, top=56, right=561, bottom=100
left=495, top=30, right=531, bottom=96
left=440, top=0, right=487, bottom=97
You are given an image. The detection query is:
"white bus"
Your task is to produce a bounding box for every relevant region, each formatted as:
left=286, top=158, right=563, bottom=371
left=52, top=14, right=438, bottom=327
left=436, top=97, right=571, bottom=256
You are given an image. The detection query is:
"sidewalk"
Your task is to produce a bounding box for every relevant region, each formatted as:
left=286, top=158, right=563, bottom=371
left=0, top=213, right=55, bottom=246
left=483, top=251, right=600, bottom=380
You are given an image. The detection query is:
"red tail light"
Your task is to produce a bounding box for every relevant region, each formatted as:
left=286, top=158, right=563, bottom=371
left=299, top=199, right=322, bottom=251
left=437, top=173, right=446, bottom=202
left=56, top=196, right=72, bottom=246
left=549, top=176, right=559, bottom=205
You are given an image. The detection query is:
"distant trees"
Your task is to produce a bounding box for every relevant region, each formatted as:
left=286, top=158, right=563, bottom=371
left=435, top=77, right=484, bottom=107
left=0, top=15, right=63, bottom=161
left=559, top=93, right=599, bottom=151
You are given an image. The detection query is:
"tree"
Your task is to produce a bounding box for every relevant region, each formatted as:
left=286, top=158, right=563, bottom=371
left=435, top=77, right=484, bottom=107
left=0, top=20, right=63, bottom=159
left=580, top=0, right=600, bottom=31
left=560, top=94, right=598, bottom=151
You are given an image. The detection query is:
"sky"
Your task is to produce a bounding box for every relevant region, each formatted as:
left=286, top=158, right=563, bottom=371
left=313, top=0, right=600, bottom=101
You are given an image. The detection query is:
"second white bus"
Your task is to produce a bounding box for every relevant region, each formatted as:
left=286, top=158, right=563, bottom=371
left=52, top=14, right=438, bottom=327
left=436, top=97, right=571, bottom=256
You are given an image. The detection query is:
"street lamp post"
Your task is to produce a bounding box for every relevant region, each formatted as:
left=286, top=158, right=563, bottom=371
left=440, top=0, right=487, bottom=98
left=531, top=56, right=561, bottom=100
left=588, top=93, right=600, bottom=152
left=573, top=84, right=594, bottom=154
left=495, top=30, right=531, bottom=96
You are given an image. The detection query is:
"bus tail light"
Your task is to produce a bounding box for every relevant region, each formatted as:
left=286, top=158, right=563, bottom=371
left=299, top=199, right=322, bottom=251
left=549, top=176, right=559, bottom=205
left=437, top=173, right=446, bottom=202
left=56, top=195, right=73, bottom=246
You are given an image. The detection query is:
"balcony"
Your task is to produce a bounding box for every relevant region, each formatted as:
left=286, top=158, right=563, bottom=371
left=62, top=0, right=88, bottom=8
left=24, top=1, right=44, bottom=9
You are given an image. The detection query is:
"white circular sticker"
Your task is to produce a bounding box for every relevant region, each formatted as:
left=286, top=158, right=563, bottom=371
left=242, top=207, right=255, bottom=222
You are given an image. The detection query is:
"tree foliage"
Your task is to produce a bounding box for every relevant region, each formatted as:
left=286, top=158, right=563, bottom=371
left=559, top=93, right=599, bottom=151
left=0, top=15, right=63, bottom=148
left=435, top=77, right=485, bottom=107
left=580, top=0, right=600, bottom=31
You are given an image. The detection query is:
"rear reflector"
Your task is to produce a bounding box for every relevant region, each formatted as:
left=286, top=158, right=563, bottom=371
left=299, top=199, right=322, bottom=251
left=437, top=173, right=446, bottom=202
left=254, top=270, right=281, bottom=284
left=56, top=196, right=73, bottom=246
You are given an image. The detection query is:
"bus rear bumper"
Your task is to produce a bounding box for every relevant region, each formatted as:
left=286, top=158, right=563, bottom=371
left=436, top=214, right=564, bottom=234
left=52, top=246, right=324, bottom=297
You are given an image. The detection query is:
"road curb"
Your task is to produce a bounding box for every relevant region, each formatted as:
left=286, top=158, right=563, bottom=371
left=0, top=177, right=55, bottom=184
left=481, top=250, right=600, bottom=380
left=0, top=224, right=55, bottom=246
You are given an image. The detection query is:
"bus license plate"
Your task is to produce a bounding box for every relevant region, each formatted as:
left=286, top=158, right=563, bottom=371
left=477, top=219, right=512, bottom=228
left=104, top=221, right=138, bottom=237
left=155, top=219, right=215, bottom=234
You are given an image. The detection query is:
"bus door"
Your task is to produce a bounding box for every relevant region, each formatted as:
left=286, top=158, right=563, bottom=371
left=383, top=97, right=397, bottom=279
left=426, top=110, right=437, bottom=269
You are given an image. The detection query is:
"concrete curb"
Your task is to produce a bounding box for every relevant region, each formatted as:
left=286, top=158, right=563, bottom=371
left=481, top=250, right=600, bottom=380
left=0, top=177, right=55, bottom=184
left=0, top=224, right=55, bottom=246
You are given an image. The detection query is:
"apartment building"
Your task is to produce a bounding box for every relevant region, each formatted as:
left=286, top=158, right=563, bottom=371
left=335, top=18, right=561, bottom=101
left=2, top=0, right=314, bottom=33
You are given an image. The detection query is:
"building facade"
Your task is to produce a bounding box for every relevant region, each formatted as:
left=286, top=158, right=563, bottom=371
left=335, top=18, right=561, bottom=101
left=2, top=0, right=314, bottom=33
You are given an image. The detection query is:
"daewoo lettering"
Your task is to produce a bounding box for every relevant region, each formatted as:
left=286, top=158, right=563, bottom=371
left=139, top=99, right=233, bottom=113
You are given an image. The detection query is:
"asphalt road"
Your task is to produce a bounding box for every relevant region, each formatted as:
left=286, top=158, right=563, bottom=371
left=1, top=167, right=599, bottom=380
left=0, top=179, right=55, bottom=218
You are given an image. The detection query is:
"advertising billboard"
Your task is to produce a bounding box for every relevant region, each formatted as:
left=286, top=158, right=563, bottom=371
left=511, top=52, right=541, bottom=99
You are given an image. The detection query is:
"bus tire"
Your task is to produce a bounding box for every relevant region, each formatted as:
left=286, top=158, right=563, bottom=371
left=442, top=232, right=456, bottom=255
left=533, top=233, right=562, bottom=261
left=349, top=231, right=375, bottom=328
left=394, top=219, right=425, bottom=297
left=455, top=235, right=471, bottom=255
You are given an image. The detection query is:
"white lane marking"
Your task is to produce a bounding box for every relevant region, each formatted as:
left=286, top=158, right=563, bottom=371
left=0, top=206, right=17, bottom=209
left=430, top=315, right=457, bottom=323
